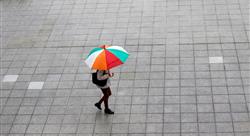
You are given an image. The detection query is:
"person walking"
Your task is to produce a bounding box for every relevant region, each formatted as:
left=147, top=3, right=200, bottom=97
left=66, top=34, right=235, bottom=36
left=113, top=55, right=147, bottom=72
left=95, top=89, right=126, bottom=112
left=94, top=70, right=114, bottom=114
left=85, top=45, right=129, bottom=114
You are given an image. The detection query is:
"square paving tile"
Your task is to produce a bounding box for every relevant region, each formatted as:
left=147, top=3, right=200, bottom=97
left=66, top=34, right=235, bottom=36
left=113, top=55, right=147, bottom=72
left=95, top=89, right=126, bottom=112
left=209, top=57, right=224, bottom=63
left=2, top=75, right=18, bottom=82
left=28, top=82, right=44, bottom=89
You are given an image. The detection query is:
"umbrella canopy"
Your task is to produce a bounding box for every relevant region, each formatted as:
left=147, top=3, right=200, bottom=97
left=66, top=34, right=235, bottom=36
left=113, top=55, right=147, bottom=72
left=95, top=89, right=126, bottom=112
left=85, top=45, right=129, bottom=70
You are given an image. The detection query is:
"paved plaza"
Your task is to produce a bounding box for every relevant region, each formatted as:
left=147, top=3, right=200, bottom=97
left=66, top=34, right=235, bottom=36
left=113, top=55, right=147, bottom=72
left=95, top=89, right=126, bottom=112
left=1, top=0, right=250, bottom=135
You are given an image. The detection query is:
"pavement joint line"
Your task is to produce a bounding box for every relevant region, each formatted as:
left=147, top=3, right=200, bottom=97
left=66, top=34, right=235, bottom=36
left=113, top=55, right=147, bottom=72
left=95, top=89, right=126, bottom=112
left=1, top=42, right=250, bottom=49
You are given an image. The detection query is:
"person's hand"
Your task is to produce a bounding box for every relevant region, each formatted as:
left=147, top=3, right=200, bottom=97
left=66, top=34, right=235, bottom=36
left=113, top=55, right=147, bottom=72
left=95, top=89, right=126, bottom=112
left=109, top=73, right=114, bottom=77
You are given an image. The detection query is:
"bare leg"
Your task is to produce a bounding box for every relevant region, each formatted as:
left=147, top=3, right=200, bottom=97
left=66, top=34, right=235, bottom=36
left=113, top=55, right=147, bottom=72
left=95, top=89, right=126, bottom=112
left=102, top=87, right=111, bottom=109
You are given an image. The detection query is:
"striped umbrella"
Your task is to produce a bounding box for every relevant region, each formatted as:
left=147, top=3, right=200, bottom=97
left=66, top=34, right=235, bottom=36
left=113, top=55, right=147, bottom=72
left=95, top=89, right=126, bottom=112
left=85, top=45, right=129, bottom=70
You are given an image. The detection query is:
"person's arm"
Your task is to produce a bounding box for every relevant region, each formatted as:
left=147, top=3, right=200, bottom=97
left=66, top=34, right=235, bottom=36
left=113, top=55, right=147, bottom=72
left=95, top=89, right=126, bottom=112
left=97, top=70, right=109, bottom=80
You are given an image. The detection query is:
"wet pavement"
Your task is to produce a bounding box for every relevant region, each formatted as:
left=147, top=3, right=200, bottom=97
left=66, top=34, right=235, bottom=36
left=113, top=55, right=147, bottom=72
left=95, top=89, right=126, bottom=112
left=1, top=0, right=250, bottom=135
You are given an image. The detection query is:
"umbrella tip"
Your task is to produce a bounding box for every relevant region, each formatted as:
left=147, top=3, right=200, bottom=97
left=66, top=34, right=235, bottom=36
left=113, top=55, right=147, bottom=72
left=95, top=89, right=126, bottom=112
left=101, top=44, right=109, bottom=49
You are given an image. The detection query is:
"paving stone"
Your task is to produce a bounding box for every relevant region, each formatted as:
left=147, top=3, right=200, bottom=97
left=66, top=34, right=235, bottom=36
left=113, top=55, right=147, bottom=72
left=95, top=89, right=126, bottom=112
left=30, top=115, right=48, bottom=124
left=77, top=124, right=94, bottom=134
left=14, top=115, right=31, bottom=124
left=112, top=114, right=130, bottom=123
left=164, top=123, right=180, bottom=133
left=216, top=123, right=234, bottom=132
left=214, top=104, right=231, bottom=112
left=198, top=113, right=215, bottom=123
left=181, top=113, right=197, bottom=123
left=28, top=82, right=44, bottom=89
left=232, top=113, right=249, bottom=122
left=60, top=125, right=78, bottom=133
left=2, top=106, right=19, bottom=115
left=95, top=123, right=112, bottom=133
left=0, top=115, right=15, bottom=124
left=146, top=123, right=163, bottom=133
left=2, top=75, right=19, bottom=82
left=181, top=123, right=198, bottom=132
left=181, top=104, right=197, bottom=113
left=128, top=123, right=146, bottom=133
left=26, top=124, right=44, bottom=133
left=216, top=113, right=232, bottom=122
left=43, top=125, right=61, bottom=133
left=47, top=115, right=64, bottom=124
left=0, top=125, right=11, bottom=134
left=165, top=104, right=180, bottom=113
left=234, top=122, right=250, bottom=132
left=112, top=123, right=129, bottom=133
left=130, top=114, right=146, bottom=123
left=10, top=124, right=27, bottom=133
left=199, top=123, right=216, bottom=133
left=164, top=113, right=180, bottom=123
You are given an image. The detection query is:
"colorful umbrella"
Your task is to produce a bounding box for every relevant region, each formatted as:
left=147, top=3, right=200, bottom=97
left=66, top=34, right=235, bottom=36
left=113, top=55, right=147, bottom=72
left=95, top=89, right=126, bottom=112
left=85, top=45, right=129, bottom=70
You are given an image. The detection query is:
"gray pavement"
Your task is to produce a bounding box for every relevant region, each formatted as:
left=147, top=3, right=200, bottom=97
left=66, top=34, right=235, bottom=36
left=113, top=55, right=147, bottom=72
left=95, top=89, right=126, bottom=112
left=1, top=0, right=250, bottom=135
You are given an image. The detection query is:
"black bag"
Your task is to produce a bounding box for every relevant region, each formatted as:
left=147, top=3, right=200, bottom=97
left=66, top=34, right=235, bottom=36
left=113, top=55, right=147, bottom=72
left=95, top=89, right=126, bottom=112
left=92, top=70, right=108, bottom=87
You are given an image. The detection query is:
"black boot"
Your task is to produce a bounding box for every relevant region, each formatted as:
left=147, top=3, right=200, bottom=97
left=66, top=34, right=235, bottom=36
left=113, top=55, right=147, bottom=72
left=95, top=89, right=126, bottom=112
left=95, top=103, right=102, bottom=110
left=104, top=108, right=114, bottom=114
